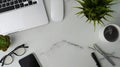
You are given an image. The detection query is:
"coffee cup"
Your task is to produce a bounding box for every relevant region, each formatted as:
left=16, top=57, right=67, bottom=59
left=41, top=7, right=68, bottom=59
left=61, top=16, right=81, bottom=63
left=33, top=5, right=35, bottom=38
left=99, top=24, right=120, bottom=43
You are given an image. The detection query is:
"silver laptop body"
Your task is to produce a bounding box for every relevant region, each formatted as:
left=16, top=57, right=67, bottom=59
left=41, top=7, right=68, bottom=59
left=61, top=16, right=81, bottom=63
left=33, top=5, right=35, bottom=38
left=0, top=0, right=48, bottom=35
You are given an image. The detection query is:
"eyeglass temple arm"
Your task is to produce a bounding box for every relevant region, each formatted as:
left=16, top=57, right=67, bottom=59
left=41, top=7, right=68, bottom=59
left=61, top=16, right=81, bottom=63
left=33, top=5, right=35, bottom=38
left=1, top=60, right=5, bottom=66
left=21, top=44, right=28, bottom=48
left=0, top=58, right=3, bottom=63
left=0, top=56, right=5, bottom=63
left=13, top=44, right=29, bottom=51
left=24, top=46, right=29, bottom=48
left=0, top=57, right=5, bottom=66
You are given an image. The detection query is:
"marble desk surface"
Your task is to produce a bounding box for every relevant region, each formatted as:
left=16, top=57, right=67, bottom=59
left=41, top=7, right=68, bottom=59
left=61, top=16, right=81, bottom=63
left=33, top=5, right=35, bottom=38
left=0, top=0, right=120, bottom=67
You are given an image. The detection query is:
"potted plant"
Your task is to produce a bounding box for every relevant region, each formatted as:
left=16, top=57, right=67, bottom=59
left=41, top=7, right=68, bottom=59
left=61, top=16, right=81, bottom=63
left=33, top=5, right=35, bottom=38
left=0, top=35, right=10, bottom=51
left=75, top=0, right=114, bottom=29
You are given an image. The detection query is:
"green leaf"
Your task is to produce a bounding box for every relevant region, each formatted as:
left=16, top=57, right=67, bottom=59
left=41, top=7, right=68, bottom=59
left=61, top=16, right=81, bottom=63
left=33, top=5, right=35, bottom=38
left=75, top=11, right=84, bottom=15
left=103, top=17, right=109, bottom=21
left=93, top=20, right=96, bottom=31
left=106, top=13, right=113, bottom=17
left=74, top=6, right=83, bottom=9
left=91, top=0, right=98, bottom=5
left=76, top=0, right=85, bottom=7
left=99, top=20, right=104, bottom=26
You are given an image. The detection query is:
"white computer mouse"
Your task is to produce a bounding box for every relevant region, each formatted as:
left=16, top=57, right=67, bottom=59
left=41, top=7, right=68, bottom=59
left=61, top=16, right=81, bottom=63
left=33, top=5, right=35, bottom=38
left=51, top=0, right=64, bottom=22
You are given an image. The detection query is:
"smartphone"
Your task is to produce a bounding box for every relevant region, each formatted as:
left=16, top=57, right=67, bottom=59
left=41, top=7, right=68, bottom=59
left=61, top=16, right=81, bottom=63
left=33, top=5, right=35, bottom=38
left=19, top=53, right=41, bottom=67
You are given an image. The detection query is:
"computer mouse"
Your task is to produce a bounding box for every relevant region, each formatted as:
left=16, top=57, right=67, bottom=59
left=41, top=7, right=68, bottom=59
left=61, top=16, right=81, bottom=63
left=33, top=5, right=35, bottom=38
left=51, top=0, right=64, bottom=22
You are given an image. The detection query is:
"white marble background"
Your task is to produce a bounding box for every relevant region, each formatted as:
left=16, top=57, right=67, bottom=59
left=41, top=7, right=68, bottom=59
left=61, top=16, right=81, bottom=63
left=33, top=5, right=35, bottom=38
left=0, top=0, right=120, bottom=67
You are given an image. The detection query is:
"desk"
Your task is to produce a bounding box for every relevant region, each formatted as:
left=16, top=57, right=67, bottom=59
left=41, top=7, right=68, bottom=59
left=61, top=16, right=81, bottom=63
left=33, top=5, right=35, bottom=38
left=0, top=0, right=120, bottom=67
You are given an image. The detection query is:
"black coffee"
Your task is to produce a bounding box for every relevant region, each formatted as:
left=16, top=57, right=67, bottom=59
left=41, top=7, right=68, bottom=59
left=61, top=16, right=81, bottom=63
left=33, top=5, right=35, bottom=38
left=104, top=25, right=119, bottom=42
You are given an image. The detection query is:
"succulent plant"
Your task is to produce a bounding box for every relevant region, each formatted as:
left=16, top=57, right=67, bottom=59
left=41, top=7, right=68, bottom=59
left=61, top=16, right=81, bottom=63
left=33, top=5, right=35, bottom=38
left=75, top=0, right=114, bottom=29
left=0, top=35, right=10, bottom=51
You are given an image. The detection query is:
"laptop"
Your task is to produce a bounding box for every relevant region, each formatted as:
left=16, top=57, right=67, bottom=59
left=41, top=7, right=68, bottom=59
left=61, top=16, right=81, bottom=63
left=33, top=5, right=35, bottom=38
left=0, top=0, right=48, bottom=35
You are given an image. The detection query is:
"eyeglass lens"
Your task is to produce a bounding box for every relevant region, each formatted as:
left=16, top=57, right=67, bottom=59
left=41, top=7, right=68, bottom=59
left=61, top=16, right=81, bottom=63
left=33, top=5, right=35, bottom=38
left=14, top=47, right=26, bottom=56
left=4, top=55, right=13, bottom=65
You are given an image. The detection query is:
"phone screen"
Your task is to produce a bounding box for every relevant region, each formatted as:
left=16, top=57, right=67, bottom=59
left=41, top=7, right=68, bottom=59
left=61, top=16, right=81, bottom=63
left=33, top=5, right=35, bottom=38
left=19, top=53, right=41, bottom=67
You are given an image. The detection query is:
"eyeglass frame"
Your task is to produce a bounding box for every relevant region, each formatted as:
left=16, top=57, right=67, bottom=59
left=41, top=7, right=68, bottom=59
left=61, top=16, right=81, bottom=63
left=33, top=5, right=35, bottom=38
left=0, top=44, right=29, bottom=66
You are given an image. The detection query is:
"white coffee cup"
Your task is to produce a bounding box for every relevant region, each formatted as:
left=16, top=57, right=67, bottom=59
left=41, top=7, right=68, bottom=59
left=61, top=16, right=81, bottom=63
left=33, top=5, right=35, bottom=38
left=99, top=24, right=120, bottom=43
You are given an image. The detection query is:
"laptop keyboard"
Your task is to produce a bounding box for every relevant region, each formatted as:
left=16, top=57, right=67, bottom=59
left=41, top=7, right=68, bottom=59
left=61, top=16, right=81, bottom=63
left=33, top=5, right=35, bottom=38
left=0, top=0, right=37, bottom=13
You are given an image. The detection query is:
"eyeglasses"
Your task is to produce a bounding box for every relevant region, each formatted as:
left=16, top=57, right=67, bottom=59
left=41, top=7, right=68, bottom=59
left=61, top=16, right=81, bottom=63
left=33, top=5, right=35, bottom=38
left=0, top=44, right=29, bottom=66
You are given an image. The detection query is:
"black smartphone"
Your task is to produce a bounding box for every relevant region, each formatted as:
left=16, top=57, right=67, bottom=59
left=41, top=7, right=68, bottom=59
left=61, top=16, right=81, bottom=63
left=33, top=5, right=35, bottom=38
left=19, top=53, right=41, bottom=67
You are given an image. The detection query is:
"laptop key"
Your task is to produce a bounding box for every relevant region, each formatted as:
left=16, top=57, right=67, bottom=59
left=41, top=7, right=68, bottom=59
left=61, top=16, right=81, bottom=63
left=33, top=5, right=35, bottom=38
left=24, top=4, right=28, bottom=6
left=14, top=0, right=18, bottom=4
left=6, top=2, right=10, bottom=6
left=7, top=0, right=11, bottom=1
left=18, top=0, right=22, bottom=3
left=0, top=0, right=2, bottom=3
left=2, top=3, right=6, bottom=7
left=15, top=4, right=20, bottom=9
left=23, top=0, right=26, bottom=2
left=3, top=0, right=7, bottom=3
left=28, top=1, right=32, bottom=5
left=20, top=3, right=24, bottom=7
left=32, top=1, right=37, bottom=4
left=0, top=5, right=1, bottom=8
left=10, top=2, right=14, bottom=5
left=0, top=6, right=15, bottom=13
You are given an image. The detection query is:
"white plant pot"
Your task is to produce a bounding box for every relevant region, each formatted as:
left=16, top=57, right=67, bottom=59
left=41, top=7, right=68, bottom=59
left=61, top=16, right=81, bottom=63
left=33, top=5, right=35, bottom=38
left=99, top=24, right=120, bottom=43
